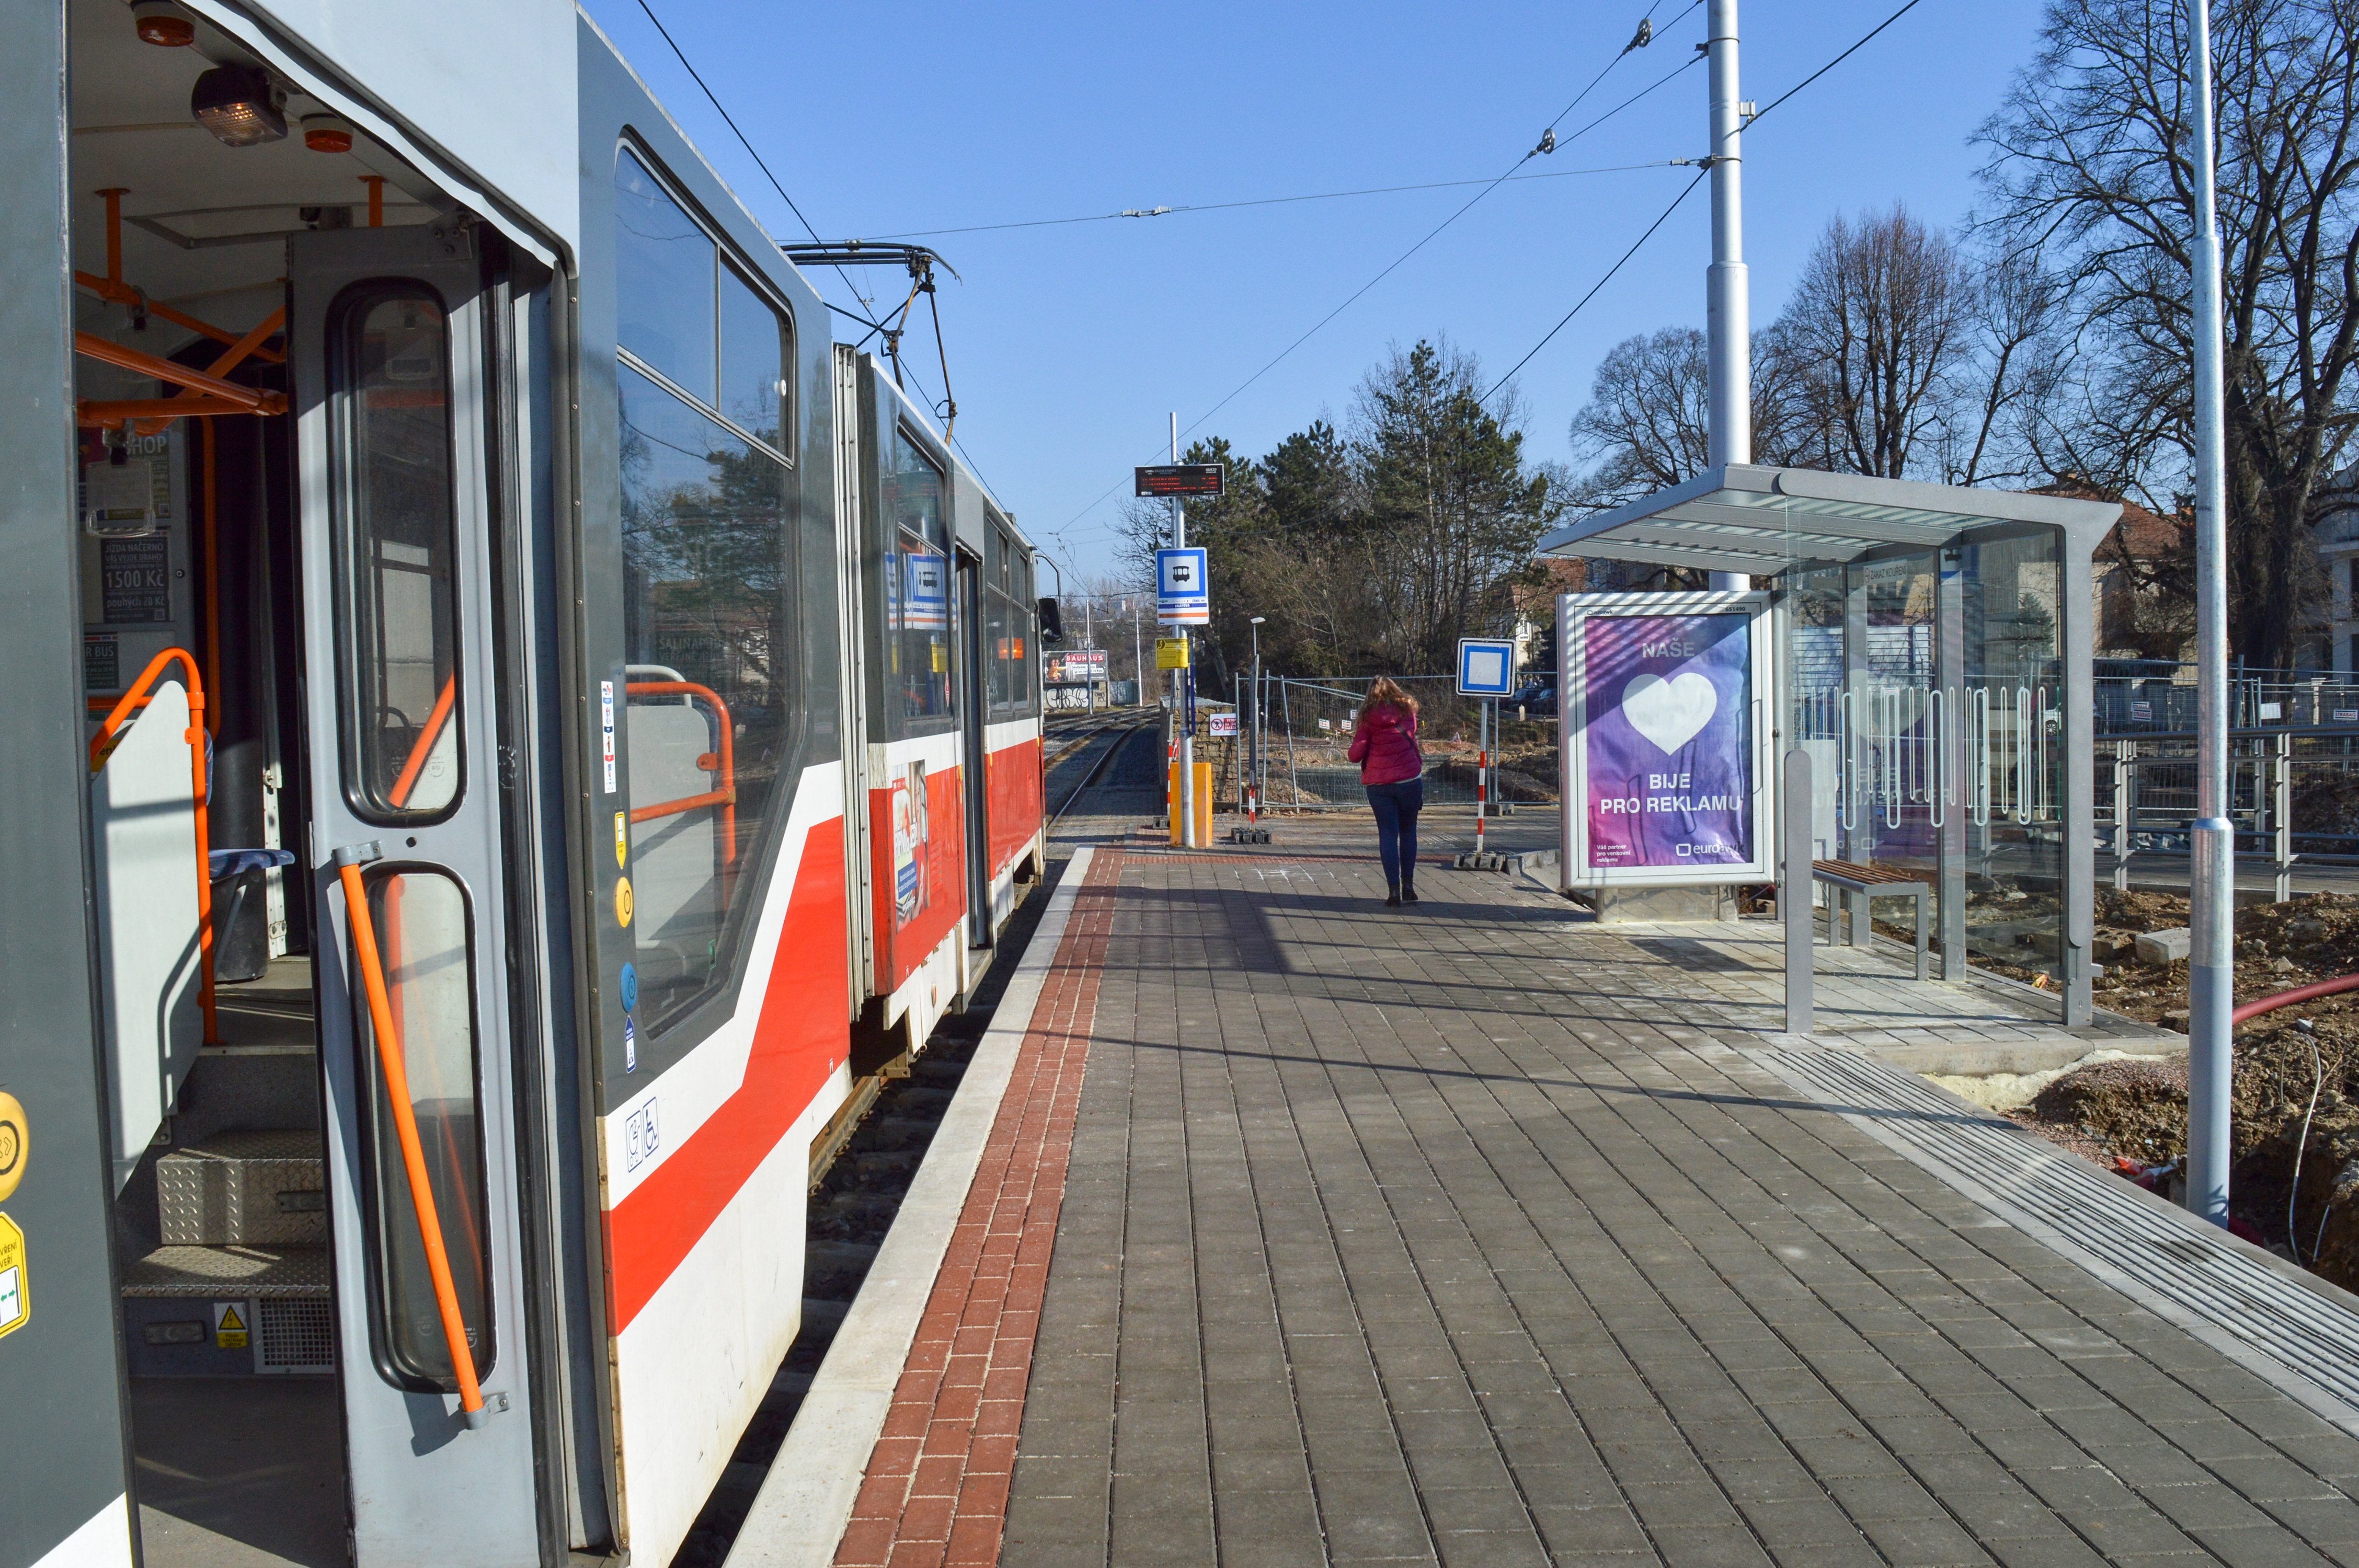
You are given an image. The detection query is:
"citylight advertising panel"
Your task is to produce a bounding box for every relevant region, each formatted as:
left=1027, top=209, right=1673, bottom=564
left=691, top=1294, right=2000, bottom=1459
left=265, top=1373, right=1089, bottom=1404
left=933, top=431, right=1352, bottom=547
left=1560, top=591, right=1774, bottom=888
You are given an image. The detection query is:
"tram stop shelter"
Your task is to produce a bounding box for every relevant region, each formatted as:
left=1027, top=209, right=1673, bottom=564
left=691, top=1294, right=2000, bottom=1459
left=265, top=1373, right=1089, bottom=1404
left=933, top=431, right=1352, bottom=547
left=1536, top=464, right=2123, bottom=1029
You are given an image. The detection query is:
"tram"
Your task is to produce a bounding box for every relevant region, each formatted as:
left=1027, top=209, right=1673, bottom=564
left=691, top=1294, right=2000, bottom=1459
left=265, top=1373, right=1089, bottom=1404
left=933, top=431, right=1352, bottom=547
left=7, top=4, right=1045, bottom=1566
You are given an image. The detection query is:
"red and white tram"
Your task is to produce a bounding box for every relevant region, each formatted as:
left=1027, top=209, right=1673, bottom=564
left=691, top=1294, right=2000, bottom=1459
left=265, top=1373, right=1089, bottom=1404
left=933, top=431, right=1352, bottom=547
left=6, top=4, right=1047, bottom=1566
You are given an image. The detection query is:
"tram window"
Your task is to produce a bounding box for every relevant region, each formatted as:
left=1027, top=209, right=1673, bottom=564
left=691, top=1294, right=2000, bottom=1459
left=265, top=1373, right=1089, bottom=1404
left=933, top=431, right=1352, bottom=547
left=718, top=264, right=785, bottom=449
left=357, top=868, right=493, bottom=1390
left=618, top=364, right=794, bottom=1034
left=336, top=287, right=463, bottom=821
left=986, top=585, right=1012, bottom=710
left=615, top=148, right=718, bottom=403
left=883, top=424, right=951, bottom=723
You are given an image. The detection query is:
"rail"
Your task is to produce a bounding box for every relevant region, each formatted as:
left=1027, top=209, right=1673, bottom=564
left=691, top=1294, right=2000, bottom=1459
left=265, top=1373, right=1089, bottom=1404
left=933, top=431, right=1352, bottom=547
left=332, top=843, right=489, bottom=1427
left=625, top=681, right=737, bottom=865
left=89, top=646, right=216, bottom=1045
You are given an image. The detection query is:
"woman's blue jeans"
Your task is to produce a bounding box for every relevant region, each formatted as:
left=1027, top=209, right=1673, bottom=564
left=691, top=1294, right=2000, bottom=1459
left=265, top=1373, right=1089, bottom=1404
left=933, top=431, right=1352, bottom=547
left=1365, top=777, right=1424, bottom=888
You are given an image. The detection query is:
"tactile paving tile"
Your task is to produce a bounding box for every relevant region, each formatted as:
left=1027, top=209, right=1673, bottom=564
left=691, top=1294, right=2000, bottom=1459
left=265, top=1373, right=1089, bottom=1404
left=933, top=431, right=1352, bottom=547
left=1757, top=1043, right=2359, bottom=1424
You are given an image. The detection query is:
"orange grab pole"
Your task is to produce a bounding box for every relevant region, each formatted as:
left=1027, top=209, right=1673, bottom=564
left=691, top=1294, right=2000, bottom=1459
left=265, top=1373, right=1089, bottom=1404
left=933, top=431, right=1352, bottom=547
left=90, top=647, right=216, bottom=1045
left=388, top=676, right=458, bottom=810
left=74, top=332, right=285, bottom=415
left=334, top=848, right=489, bottom=1425
left=624, top=681, right=737, bottom=864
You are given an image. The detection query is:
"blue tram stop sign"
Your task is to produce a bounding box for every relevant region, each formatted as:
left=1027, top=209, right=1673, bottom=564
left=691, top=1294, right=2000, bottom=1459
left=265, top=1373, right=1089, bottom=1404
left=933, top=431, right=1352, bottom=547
left=1457, top=637, right=1516, bottom=697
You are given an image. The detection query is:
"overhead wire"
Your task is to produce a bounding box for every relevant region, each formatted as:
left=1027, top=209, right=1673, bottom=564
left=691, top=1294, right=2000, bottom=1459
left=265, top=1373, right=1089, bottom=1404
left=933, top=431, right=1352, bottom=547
left=1052, top=9, right=1702, bottom=538
left=858, top=161, right=1686, bottom=243
left=1480, top=169, right=1707, bottom=404
left=1476, top=0, right=1938, bottom=396
left=1745, top=0, right=1929, bottom=127
left=632, top=0, right=877, bottom=316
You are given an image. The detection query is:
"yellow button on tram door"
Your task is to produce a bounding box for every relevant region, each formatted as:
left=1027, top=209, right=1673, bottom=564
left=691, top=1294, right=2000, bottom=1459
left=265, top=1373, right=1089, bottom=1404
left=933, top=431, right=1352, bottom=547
left=0, top=1090, right=26, bottom=1203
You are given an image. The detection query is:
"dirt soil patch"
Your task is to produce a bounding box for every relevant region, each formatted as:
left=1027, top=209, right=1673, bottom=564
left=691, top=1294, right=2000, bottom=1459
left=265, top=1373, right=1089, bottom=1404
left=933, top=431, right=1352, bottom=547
left=1999, top=888, right=2359, bottom=1289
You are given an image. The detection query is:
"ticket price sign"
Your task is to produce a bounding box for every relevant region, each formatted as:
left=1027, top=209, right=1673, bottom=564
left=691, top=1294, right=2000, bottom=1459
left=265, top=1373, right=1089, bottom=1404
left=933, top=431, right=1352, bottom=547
left=1155, top=548, right=1209, bottom=626
left=1560, top=591, right=1773, bottom=887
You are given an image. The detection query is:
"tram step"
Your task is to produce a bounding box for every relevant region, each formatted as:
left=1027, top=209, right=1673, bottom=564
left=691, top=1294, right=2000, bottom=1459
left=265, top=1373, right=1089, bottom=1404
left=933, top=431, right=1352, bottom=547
left=156, top=1129, right=326, bottom=1246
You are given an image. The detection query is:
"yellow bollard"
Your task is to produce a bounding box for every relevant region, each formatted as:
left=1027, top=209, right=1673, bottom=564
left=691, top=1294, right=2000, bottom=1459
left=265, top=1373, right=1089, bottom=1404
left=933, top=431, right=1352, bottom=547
left=1168, top=759, right=1215, bottom=845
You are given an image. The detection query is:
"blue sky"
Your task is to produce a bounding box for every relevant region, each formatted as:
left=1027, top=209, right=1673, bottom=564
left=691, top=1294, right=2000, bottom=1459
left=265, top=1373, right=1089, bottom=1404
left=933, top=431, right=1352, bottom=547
left=582, top=0, right=2054, bottom=583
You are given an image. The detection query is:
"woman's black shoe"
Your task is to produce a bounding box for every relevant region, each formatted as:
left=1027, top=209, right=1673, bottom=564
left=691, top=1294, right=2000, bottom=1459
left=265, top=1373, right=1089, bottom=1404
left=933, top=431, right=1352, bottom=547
left=1386, top=883, right=1402, bottom=906
left=1402, top=884, right=1418, bottom=904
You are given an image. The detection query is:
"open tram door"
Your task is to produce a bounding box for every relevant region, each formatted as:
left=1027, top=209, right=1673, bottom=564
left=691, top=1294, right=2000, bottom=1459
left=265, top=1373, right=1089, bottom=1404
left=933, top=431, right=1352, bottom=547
left=285, top=223, right=544, bottom=1564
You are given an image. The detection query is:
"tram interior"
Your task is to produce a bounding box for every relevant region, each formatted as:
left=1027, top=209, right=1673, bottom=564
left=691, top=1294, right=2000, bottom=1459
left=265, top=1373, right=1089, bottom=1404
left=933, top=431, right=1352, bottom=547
left=72, top=2, right=460, bottom=1559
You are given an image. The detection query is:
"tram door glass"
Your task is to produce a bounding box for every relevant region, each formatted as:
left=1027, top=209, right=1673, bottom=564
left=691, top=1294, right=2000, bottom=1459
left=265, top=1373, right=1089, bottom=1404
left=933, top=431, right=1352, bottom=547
left=358, top=868, right=489, bottom=1382
left=884, top=427, right=951, bottom=723
left=1860, top=554, right=1941, bottom=899
left=342, top=291, right=462, bottom=818
left=1960, top=532, right=2065, bottom=975
left=335, top=289, right=488, bottom=1381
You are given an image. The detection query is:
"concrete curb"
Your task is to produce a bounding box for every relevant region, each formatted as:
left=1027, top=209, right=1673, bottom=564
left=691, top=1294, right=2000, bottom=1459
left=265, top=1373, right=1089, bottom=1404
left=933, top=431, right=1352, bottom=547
left=724, top=846, right=1098, bottom=1568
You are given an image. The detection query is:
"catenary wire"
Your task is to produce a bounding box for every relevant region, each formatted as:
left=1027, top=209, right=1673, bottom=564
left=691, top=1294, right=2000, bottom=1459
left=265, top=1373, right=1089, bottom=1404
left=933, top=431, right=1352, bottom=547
left=1480, top=169, right=1707, bottom=403
left=633, top=0, right=877, bottom=315
left=860, top=162, right=1684, bottom=243
left=1475, top=0, right=1936, bottom=401
left=1051, top=14, right=1704, bottom=538
left=1746, top=0, right=1930, bottom=126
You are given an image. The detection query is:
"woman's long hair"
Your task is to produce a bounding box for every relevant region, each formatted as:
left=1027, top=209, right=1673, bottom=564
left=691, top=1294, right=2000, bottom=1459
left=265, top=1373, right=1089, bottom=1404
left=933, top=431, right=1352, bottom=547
left=1365, top=675, right=1419, bottom=718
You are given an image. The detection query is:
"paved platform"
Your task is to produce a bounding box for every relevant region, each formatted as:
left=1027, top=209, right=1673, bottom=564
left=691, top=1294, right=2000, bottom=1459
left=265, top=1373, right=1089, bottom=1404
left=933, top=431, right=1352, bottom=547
left=756, top=817, right=2359, bottom=1568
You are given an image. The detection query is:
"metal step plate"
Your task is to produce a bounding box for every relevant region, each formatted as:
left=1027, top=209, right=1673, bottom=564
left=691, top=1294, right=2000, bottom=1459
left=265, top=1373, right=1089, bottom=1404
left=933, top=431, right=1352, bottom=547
left=156, top=1128, right=324, bottom=1246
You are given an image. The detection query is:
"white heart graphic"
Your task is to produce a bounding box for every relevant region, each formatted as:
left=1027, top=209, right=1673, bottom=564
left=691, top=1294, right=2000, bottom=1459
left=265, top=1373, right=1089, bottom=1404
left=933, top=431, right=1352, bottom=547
left=1621, top=672, right=1717, bottom=754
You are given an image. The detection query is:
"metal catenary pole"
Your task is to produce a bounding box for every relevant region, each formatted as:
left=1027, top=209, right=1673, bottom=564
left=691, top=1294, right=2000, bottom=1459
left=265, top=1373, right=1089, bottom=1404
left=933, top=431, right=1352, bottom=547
left=2186, top=0, right=2235, bottom=1228
left=1705, top=0, right=1751, bottom=595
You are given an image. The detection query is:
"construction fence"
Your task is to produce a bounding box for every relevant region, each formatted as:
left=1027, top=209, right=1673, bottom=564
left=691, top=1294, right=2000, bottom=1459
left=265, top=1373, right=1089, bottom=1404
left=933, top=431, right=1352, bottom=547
left=1185, top=674, right=1560, bottom=814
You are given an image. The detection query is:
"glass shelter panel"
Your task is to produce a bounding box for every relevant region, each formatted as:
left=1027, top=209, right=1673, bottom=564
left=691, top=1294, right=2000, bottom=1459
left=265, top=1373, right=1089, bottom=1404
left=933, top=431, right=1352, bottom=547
left=1960, top=531, right=2066, bottom=979
left=1857, top=552, right=1941, bottom=900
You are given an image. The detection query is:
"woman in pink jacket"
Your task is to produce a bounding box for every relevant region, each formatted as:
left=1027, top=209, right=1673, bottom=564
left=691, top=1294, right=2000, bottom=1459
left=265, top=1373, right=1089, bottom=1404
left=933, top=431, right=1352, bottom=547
left=1347, top=676, right=1425, bottom=905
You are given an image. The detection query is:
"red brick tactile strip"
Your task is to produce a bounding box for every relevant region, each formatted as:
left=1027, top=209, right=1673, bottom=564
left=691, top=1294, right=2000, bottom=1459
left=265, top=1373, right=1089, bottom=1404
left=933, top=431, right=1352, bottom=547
left=833, top=850, right=1122, bottom=1568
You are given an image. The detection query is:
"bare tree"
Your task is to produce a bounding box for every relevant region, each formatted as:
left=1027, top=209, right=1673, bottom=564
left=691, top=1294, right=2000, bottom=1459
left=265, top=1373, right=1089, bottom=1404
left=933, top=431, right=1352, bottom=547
left=1976, top=0, right=2359, bottom=671
left=1773, top=205, right=1975, bottom=479
left=1564, top=325, right=1822, bottom=509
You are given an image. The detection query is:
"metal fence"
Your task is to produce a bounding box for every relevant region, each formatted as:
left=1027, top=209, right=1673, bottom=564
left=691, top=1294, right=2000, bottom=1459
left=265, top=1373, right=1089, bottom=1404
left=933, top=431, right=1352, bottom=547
left=2100, top=729, right=2359, bottom=897
left=1209, top=674, right=1559, bottom=813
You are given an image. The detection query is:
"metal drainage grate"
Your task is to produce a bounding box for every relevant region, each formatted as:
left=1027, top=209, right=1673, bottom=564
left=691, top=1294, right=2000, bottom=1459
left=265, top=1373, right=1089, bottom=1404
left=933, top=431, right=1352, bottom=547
left=258, top=1296, right=335, bottom=1373
left=1757, top=1045, right=2359, bottom=1426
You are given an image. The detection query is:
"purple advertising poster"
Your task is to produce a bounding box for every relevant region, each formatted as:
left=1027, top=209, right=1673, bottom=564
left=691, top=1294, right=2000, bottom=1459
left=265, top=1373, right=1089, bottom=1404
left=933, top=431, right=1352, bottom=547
left=1583, top=612, right=1753, bottom=871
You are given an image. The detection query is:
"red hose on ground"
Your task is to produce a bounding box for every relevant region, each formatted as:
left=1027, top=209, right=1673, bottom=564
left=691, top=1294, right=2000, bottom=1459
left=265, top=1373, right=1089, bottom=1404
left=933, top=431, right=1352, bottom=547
left=2234, top=974, right=2359, bottom=1026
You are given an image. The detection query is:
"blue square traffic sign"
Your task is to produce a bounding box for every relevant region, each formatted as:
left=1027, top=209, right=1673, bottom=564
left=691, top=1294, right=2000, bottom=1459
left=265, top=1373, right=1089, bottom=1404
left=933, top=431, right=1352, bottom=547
left=1156, top=547, right=1209, bottom=626
left=1457, top=637, right=1516, bottom=696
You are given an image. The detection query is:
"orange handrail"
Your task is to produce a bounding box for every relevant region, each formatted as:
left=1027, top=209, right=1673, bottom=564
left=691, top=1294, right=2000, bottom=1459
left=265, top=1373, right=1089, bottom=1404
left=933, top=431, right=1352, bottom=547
left=388, top=675, right=458, bottom=810
left=74, top=332, right=287, bottom=416
left=89, top=647, right=217, bottom=1046
left=625, top=682, right=737, bottom=865
left=76, top=189, right=283, bottom=366
left=334, top=848, right=489, bottom=1426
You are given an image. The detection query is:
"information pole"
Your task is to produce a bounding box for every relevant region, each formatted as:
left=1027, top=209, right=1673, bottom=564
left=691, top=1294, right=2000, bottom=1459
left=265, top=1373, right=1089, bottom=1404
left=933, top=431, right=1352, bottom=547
left=1457, top=637, right=1517, bottom=866
left=1139, top=450, right=1221, bottom=848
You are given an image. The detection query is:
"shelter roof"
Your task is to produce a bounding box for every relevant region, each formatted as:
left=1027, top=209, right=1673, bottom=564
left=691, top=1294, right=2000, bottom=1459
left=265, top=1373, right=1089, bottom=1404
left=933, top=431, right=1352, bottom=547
left=1535, top=465, right=2123, bottom=577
